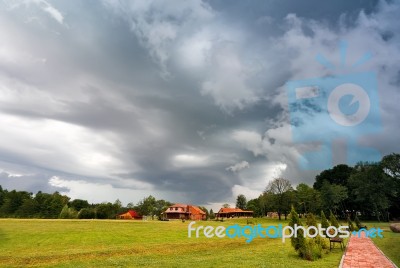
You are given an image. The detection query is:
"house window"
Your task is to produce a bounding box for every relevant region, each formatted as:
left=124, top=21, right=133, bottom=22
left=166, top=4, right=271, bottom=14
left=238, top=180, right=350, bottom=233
left=170, top=208, right=173, bottom=211
left=175, top=207, right=178, bottom=211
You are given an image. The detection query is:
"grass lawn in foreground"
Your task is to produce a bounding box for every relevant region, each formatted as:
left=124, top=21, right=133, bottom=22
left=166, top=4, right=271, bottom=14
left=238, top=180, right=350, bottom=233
left=367, top=221, right=400, bottom=266
left=0, top=218, right=346, bottom=267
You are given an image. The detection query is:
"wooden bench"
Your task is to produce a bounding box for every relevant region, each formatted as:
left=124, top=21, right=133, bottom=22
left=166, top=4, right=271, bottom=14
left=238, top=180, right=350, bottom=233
left=329, top=237, right=344, bottom=251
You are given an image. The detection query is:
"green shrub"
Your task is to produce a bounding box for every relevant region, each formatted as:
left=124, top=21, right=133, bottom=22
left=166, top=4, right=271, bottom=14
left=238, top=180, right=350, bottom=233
left=320, top=211, right=330, bottom=237
left=329, top=211, right=340, bottom=228
left=315, top=235, right=329, bottom=250
left=306, top=213, right=318, bottom=236
left=299, top=238, right=323, bottom=261
left=59, top=205, right=78, bottom=219
left=289, top=206, right=306, bottom=252
left=347, top=217, right=356, bottom=231
left=306, top=213, right=317, bottom=227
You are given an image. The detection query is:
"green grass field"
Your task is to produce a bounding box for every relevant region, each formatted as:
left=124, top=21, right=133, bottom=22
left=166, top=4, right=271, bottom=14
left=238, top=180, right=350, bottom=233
left=0, top=218, right=397, bottom=267
left=367, top=221, right=400, bottom=266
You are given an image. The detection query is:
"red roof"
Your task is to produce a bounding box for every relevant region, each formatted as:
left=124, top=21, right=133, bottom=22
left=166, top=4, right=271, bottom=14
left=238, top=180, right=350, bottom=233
left=189, top=205, right=206, bottom=215
left=128, top=210, right=140, bottom=218
left=165, top=204, right=206, bottom=215
left=218, top=208, right=253, bottom=213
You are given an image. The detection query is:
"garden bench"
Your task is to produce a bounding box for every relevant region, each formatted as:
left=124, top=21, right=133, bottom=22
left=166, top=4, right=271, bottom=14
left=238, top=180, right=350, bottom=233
left=329, top=237, right=344, bottom=251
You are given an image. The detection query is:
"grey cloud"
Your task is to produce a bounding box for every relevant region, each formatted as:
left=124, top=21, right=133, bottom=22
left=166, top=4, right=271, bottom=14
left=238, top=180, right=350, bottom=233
left=0, top=0, right=398, bottom=208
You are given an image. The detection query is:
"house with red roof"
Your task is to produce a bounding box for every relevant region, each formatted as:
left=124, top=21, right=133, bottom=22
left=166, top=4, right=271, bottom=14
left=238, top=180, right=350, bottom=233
left=162, top=203, right=206, bottom=221
left=117, top=210, right=142, bottom=220
left=216, top=207, right=253, bottom=219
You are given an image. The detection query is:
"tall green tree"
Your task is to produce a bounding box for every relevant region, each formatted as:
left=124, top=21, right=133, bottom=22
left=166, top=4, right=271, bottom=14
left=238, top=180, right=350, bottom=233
left=235, top=194, right=247, bottom=210
left=264, top=178, right=293, bottom=220
left=348, top=163, right=395, bottom=221
left=69, top=199, right=90, bottom=211
left=313, top=164, right=354, bottom=190
left=296, top=183, right=321, bottom=215
left=209, top=209, right=215, bottom=219
left=246, top=198, right=262, bottom=217
left=319, top=181, right=348, bottom=215
left=289, top=206, right=306, bottom=254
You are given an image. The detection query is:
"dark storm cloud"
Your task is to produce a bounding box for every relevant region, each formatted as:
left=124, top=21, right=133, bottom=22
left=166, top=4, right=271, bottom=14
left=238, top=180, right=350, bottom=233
left=0, top=0, right=398, bottom=208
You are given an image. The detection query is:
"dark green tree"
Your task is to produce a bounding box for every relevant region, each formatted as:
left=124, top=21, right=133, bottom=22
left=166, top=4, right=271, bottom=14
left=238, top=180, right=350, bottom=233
left=264, top=178, right=293, bottom=220
left=320, top=211, right=330, bottom=236
left=319, top=181, right=348, bottom=215
left=69, top=199, right=90, bottom=211
left=289, top=206, right=306, bottom=252
left=329, top=210, right=340, bottom=228
left=209, top=209, right=215, bottom=219
left=381, top=153, right=400, bottom=180
left=313, top=164, right=354, bottom=189
left=235, top=194, right=247, bottom=210
left=78, top=208, right=96, bottom=219
left=296, top=183, right=321, bottom=215
left=348, top=163, right=395, bottom=221
left=246, top=198, right=262, bottom=217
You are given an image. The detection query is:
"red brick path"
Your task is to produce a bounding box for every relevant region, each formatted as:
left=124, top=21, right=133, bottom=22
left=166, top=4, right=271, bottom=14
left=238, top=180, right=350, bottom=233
left=341, top=234, right=396, bottom=268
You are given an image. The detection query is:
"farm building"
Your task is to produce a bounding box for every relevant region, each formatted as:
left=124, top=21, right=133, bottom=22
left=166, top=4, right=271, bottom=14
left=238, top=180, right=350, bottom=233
left=162, top=204, right=206, bottom=220
left=216, top=208, right=253, bottom=218
left=117, top=210, right=142, bottom=220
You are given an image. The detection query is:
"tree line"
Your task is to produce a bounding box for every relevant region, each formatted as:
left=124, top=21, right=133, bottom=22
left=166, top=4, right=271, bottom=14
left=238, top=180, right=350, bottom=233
left=235, top=153, right=400, bottom=221
left=0, top=187, right=175, bottom=220
left=0, top=153, right=398, bottom=220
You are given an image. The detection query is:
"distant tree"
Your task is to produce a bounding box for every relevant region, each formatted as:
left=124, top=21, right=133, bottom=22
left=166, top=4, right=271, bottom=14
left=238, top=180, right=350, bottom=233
left=348, top=163, right=395, bottom=221
left=95, top=202, right=116, bottom=219
left=78, top=208, right=96, bottom=219
left=264, top=178, right=293, bottom=220
left=222, top=203, right=230, bottom=208
left=259, top=191, right=275, bottom=216
left=381, top=153, right=400, bottom=180
left=0, top=190, right=31, bottom=216
left=0, top=185, right=4, bottom=207
left=296, top=183, right=321, bottom=215
left=69, top=199, right=90, bottom=212
left=209, top=209, right=215, bottom=219
left=136, top=196, right=157, bottom=219
left=246, top=198, right=262, bottom=217
left=154, top=199, right=172, bottom=219
left=16, top=198, right=38, bottom=218
left=198, top=206, right=209, bottom=220
left=236, top=194, right=247, bottom=210
left=59, top=205, right=78, bottom=219
left=313, top=164, right=354, bottom=190
left=319, top=181, right=348, bottom=215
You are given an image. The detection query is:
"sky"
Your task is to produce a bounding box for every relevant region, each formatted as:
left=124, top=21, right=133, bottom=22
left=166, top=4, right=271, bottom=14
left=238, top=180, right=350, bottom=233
left=0, top=0, right=399, bottom=210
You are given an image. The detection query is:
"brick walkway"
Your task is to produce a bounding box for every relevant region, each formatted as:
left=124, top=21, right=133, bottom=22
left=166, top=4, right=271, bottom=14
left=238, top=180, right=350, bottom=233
left=340, top=233, right=396, bottom=268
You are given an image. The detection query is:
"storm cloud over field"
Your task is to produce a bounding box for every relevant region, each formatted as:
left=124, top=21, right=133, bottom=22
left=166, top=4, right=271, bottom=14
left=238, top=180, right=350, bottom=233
left=0, top=0, right=399, bottom=208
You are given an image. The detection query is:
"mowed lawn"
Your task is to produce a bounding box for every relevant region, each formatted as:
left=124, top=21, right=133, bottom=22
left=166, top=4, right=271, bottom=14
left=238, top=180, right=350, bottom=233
left=368, top=221, right=400, bottom=266
left=0, top=218, right=380, bottom=268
